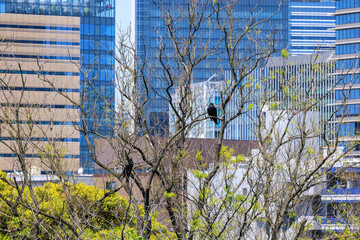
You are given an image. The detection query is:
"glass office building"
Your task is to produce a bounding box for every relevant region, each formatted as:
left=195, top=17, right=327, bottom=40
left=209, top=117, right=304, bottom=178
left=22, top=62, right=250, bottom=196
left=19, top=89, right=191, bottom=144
left=333, top=0, right=360, bottom=157
left=319, top=0, right=360, bottom=233
left=134, top=0, right=289, bottom=134
left=0, top=0, right=115, bottom=174
left=289, top=0, right=335, bottom=55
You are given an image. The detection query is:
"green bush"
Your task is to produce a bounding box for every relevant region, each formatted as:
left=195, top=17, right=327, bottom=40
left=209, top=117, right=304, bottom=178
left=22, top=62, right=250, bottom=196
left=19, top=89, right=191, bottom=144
left=0, top=170, right=175, bottom=239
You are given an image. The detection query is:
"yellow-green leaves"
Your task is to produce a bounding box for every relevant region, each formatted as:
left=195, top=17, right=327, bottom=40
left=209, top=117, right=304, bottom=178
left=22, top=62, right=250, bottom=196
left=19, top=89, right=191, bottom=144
left=281, top=49, right=289, bottom=58
left=306, top=147, right=315, bottom=155
left=313, top=63, right=320, bottom=72
left=220, top=145, right=234, bottom=162
left=192, top=169, right=208, bottom=179
left=283, top=86, right=290, bottom=96
left=164, top=191, right=176, bottom=199
left=232, top=154, right=245, bottom=163
left=190, top=210, right=205, bottom=231
left=0, top=169, right=176, bottom=239
left=196, top=150, right=203, bottom=162
left=252, top=201, right=261, bottom=211
left=270, top=102, right=278, bottom=110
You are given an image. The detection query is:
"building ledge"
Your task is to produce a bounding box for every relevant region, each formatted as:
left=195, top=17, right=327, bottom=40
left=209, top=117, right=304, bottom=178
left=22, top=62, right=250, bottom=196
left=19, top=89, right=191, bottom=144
left=332, top=117, right=360, bottom=124
left=329, top=69, right=360, bottom=76
left=332, top=99, right=360, bottom=106
left=333, top=83, right=360, bottom=90
left=336, top=38, right=360, bottom=45
left=334, top=7, right=360, bottom=16
left=322, top=194, right=360, bottom=202
left=331, top=53, right=360, bottom=61
left=331, top=22, right=360, bottom=31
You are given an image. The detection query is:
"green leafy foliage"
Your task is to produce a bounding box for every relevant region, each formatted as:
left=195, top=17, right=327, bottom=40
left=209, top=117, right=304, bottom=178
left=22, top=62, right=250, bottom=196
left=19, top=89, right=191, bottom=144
left=0, top=170, right=175, bottom=239
left=281, top=49, right=289, bottom=58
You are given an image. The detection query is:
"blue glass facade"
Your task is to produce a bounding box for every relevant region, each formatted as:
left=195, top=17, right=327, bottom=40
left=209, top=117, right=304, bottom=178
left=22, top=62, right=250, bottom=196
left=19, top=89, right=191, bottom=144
left=135, top=0, right=288, bottom=134
left=289, top=0, right=335, bottom=55
left=319, top=0, right=360, bottom=232
left=336, top=1, right=360, bottom=9
left=2, top=0, right=115, bottom=174
left=0, top=0, right=4, bottom=13
left=334, top=1, right=360, bottom=145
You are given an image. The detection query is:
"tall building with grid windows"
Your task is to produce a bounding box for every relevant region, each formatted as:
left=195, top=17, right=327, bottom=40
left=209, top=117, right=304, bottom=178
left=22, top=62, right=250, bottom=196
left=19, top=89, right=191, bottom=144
left=134, top=0, right=289, bottom=134
left=317, top=0, right=360, bottom=234
left=0, top=13, right=80, bottom=173
left=289, top=0, right=335, bottom=55
left=0, top=0, right=115, bottom=174
left=333, top=1, right=360, bottom=155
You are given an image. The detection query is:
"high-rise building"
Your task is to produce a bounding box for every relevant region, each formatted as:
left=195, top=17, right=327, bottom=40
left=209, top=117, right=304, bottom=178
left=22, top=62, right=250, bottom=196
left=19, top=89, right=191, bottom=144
left=333, top=1, right=360, bottom=153
left=289, top=0, right=335, bottom=55
left=0, top=0, right=115, bottom=174
left=319, top=0, right=360, bottom=233
left=0, top=13, right=80, bottom=173
left=134, top=0, right=289, bottom=134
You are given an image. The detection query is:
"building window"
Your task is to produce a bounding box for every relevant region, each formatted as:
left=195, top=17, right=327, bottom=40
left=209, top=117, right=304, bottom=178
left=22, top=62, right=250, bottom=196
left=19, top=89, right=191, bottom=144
left=106, top=181, right=116, bottom=190
left=327, top=203, right=337, bottom=218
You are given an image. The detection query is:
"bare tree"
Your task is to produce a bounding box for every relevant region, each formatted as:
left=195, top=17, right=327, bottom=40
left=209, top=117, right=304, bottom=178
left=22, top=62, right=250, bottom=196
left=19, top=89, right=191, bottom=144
left=0, top=0, right=357, bottom=239
left=69, top=1, right=351, bottom=239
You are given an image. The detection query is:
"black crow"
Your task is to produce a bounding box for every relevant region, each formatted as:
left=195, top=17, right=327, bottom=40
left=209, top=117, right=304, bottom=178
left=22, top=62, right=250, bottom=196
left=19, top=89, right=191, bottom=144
left=122, top=159, right=133, bottom=183
left=207, top=103, right=218, bottom=124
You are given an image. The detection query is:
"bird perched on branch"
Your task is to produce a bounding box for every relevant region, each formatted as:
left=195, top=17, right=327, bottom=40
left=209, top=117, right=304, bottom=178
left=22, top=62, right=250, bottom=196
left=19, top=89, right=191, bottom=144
left=207, top=103, right=218, bottom=124
left=122, top=159, right=133, bottom=183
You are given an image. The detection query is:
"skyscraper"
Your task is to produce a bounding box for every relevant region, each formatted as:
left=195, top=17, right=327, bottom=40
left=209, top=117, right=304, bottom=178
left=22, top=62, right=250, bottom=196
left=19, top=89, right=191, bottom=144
left=0, top=0, right=115, bottom=174
left=134, top=0, right=289, bottom=134
left=319, top=0, right=360, bottom=233
left=0, top=13, right=80, bottom=173
left=333, top=0, right=360, bottom=159
left=289, top=0, right=335, bottom=55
